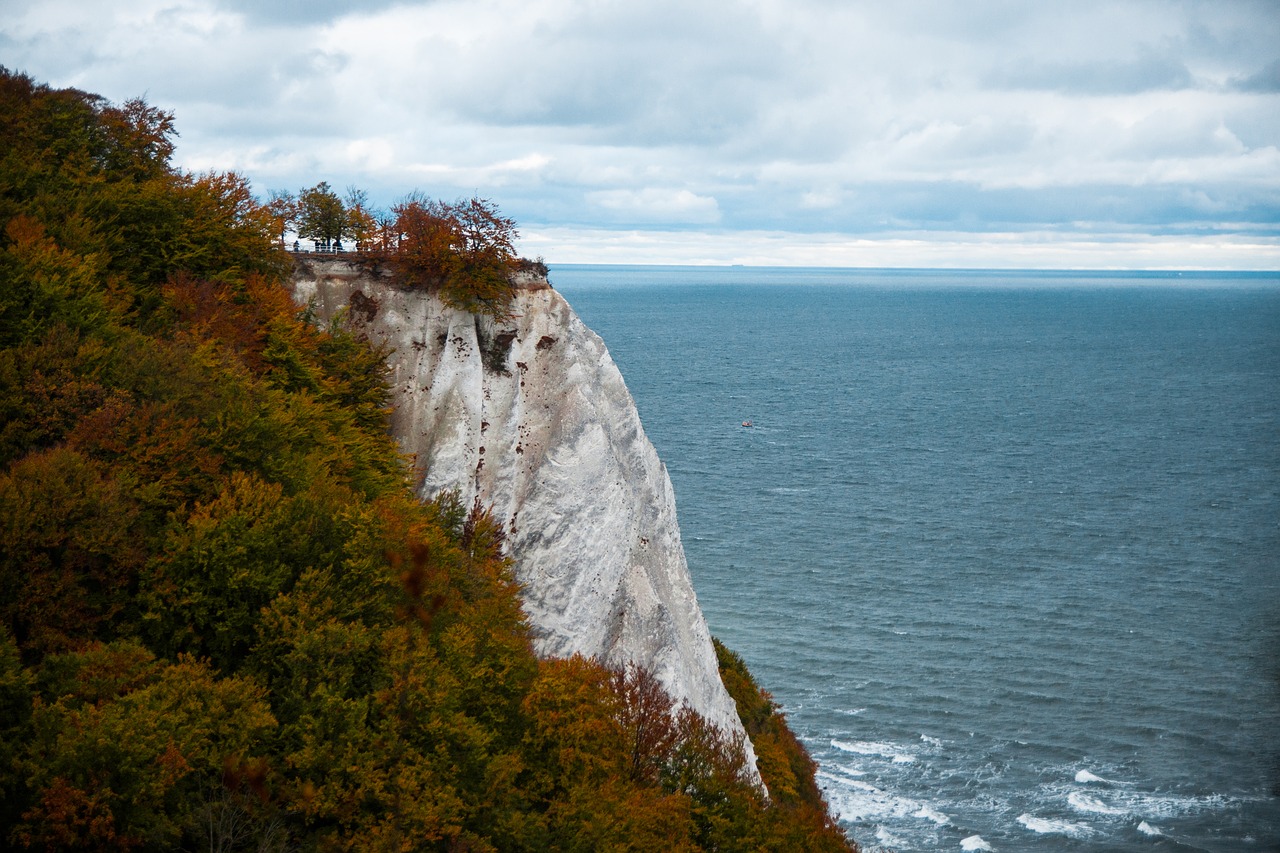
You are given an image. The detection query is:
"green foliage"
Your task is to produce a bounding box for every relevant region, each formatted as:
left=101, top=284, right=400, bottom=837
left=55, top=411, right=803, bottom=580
left=296, top=181, right=345, bottom=246
left=715, top=638, right=853, bottom=849
left=390, top=195, right=521, bottom=317
left=0, top=215, right=112, bottom=348
left=14, top=642, right=276, bottom=850
left=0, top=68, right=852, bottom=851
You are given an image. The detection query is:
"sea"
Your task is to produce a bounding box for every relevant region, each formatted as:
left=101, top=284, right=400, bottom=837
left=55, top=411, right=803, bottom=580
left=550, top=265, right=1280, bottom=853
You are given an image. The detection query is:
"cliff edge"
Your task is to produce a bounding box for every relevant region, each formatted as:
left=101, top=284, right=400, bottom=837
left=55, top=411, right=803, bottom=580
left=289, top=258, right=759, bottom=781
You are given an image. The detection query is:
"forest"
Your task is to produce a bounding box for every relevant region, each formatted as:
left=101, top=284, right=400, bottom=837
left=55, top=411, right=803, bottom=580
left=0, top=67, right=854, bottom=851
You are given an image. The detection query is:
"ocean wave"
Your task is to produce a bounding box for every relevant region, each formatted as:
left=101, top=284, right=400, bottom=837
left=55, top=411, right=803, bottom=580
left=1051, top=770, right=1235, bottom=821
left=831, top=739, right=915, bottom=763
left=1121, top=790, right=1232, bottom=819
left=875, top=826, right=907, bottom=849
left=826, top=762, right=866, bottom=780
left=817, top=769, right=949, bottom=828
left=1068, top=791, right=1128, bottom=815
left=914, top=805, right=950, bottom=825
left=1016, top=813, right=1095, bottom=838
left=1137, top=820, right=1163, bottom=836
left=960, top=835, right=994, bottom=851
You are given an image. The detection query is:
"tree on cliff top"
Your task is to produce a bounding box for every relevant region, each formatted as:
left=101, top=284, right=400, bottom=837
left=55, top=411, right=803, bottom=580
left=296, top=180, right=345, bottom=247
left=391, top=194, right=520, bottom=317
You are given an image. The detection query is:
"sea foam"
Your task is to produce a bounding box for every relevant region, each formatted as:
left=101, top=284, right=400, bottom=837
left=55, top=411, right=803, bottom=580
left=817, top=768, right=951, bottom=832
left=831, top=739, right=915, bottom=763
left=960, top=835, right=994, bottom=851
left=1137, top=821, right=1163, bottom=836
left=914, top=805, right=950, bottom=825
left=1017, top=814, right=1094, bottom=838
left=1068, top=791, right=1128, bottom=815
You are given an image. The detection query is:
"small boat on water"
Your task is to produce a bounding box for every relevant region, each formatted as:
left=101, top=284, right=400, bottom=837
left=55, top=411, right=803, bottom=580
left=741, top=420, right=752, bottom=428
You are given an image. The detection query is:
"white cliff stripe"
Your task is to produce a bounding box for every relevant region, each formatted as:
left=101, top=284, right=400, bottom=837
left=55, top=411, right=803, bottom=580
left=290, top=260, right=762, bottom=788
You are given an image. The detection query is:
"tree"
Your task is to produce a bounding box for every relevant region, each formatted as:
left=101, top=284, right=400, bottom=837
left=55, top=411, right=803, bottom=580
left=390, top=195, right=521, bottom=316
left=265, top=189, right=297, bottom=248
left=11, top=641, right=277, bottom=850
left=296, top=181, right=345, bottom=249
left=342, top=186, right=376, bottom=251
left=372, top=210, right=398, bottom=254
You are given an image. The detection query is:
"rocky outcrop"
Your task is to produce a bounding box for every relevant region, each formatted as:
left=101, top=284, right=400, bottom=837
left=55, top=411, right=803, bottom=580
left=289, top=258, right=759, bottom=781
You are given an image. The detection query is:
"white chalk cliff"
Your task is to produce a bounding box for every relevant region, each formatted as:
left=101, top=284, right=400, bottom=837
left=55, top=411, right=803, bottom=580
left=289, top=259, right=759, bottom=781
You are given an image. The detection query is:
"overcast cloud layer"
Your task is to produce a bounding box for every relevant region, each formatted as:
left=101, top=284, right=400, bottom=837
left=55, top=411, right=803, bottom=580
left=5, top=0, right=1279, bottom=267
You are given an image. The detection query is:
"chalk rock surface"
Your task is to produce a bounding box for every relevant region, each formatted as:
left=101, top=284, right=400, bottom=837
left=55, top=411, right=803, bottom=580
left=289, top=259, right=757, bottom=778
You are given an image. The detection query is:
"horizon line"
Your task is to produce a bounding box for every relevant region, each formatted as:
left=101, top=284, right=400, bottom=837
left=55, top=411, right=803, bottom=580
left=541, top=262, right=1280, bottom=275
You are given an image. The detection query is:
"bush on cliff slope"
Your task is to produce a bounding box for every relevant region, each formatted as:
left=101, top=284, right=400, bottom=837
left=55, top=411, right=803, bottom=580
left=0, top=68, right=853, bottom=851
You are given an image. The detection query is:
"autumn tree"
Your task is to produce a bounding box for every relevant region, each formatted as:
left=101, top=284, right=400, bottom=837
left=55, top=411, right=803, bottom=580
left=296, top=181, right=345, bottom=249
left=342, top=186, right=377, bottom=251
left=390, top=195, right=521, bottom=316
left=265, top=189, right=297, bottom=248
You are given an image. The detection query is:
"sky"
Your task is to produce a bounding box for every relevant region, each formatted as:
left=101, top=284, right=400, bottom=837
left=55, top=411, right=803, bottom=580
left=4, top=0, right=1279, bottom=269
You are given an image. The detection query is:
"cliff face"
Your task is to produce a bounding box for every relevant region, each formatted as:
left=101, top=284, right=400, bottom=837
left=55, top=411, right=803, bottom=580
left=289, top=259, right=758, bottom=778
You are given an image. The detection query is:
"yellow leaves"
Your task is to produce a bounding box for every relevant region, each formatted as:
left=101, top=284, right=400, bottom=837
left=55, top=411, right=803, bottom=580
left=344, top=202, right=378, bottom=250
left=712, top=638, right=853, bottom=849
left=185, top=469, right=286, bottom=530
left=15, top=643, right=277, bottom=848
left=0, top=214, right=112, bottom=346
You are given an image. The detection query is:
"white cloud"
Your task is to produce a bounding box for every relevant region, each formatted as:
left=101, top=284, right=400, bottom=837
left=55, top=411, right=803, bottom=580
left=587, top=189, right=721, bottom=224
left=2, top=0, right=1278, bottom=267
left=521, top=226, right=1280, bottom=270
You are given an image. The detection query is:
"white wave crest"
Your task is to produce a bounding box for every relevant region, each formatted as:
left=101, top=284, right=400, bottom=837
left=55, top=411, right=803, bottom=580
left=827, top=763, right=866, bottom=780
left=960, top=835, right=994, bottom=851
left=831, top=739, right=913, bottom=760
left=817, top=769, right=949, bottom=831
left=1074, top=769, right=1110, bottom=784
left=921, top=734, right=944, bottom=748
left=1068, top=791, right=1128, bottom=815
left=876, top=826, right=907, bottom=848
left=1122, top=790, right=1230, bottom=818
left=1017, top=813, right=1094, bottom=838
left=1137, top=820, right=1163, bottom=836
left=914, top=805, right=950, bottom=825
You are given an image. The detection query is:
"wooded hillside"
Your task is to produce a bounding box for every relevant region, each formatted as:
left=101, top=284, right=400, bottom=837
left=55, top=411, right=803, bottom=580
left=0, top=68, right=852, bottom=852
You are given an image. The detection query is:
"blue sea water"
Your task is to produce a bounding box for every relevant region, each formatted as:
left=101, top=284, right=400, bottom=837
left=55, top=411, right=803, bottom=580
left=550, top=265, right=1280, bottom=852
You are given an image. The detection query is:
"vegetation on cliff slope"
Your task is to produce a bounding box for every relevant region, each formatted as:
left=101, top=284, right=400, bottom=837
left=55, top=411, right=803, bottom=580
left=0, top=68, right=853, bottom=851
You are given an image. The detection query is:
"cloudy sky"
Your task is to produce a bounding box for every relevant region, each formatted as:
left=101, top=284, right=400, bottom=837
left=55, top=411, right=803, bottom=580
left=5, top=0, right=1279, bottom=268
